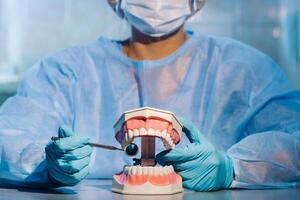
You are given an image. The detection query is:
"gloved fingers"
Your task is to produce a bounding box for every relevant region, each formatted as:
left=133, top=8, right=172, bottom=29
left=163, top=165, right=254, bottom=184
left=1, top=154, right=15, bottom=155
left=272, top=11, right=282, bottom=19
left=179, top=117, right=214, bottom=146
left=171, top=158, right=207, bottom=173
left=58, top=156, right=91, bottom=174
left=156, top=143, right=208, bottom=165
left=182, top=174, right=219, bottom=192
left=178, top=117, right=201, bottom=143
left=182, top=179, right=195, bottom=190
left=46, top=143, right=92, bottom=160
left=175, top=165, right=212, bottom=191
left=46, top=147, right=68, bottom=174
left=61, top=145, right=93, bottom=160
left=46, top=150, right=62, bottom=174
left=178, top=166, right=201, bottom=182
left=156, top=146, right=191, bottom=166
left=51, top=136, right=90, bottom=152
left=48, top=165, right=89, bottom=186
left=58, top=125, right=75, bottom=138
left=45, top=143, right=63, bottom=159
left=182, top=178, right=205, bottom=191
left=46, top=146, right=91, bottom=174
left=156, top=150, right=173, bottom=166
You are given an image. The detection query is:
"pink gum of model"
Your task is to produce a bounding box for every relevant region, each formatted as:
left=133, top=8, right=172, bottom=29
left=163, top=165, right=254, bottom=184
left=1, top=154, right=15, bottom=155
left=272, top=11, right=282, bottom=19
left=114, top=172, right=182, bottom=186
left=115, top=117, right=181, bottom=145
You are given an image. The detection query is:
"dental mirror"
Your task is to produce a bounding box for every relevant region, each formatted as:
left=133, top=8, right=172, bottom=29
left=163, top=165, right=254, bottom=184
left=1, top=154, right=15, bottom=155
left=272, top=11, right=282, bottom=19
left=125, top=143, right=139, bottom=156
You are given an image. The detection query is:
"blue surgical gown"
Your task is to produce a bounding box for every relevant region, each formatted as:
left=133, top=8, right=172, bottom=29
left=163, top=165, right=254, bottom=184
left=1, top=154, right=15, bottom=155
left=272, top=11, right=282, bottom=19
left=0, top=32, right=299, bottom=188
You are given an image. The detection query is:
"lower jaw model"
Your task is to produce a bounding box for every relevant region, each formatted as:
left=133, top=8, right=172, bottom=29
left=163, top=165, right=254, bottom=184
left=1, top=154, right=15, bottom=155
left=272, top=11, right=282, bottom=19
left=112, top=107, right=183, bottom=195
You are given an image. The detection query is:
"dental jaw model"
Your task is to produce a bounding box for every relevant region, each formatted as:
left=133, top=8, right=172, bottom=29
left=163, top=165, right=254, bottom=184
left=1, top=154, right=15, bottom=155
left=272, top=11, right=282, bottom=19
left=112, top=107, right=183, bottom=195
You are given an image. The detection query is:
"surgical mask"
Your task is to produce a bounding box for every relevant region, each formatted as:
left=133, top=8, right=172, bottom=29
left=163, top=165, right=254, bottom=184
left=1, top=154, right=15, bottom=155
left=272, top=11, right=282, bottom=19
left=112, top=0, right=202, bottom=37
left=109, top=0, right=206, bottom=19
left=121, top=0, right=191, bottom=37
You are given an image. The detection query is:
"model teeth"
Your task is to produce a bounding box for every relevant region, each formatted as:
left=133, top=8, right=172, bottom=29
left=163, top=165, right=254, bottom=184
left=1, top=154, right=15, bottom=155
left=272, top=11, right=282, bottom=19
left=133, top=129, right=139, bottom=137
left=123, top=128, right=175, bottom=150
left=125, top=166, right=174, bottom=176
left=123, top=166, right=130, bottom=175
left=166, top=134, right=171, bottom=142
left=137, top=166, right=143, bottom=175
left=134, top=129, right=139, bottom=136
left=148, top=128, right=155, bottom=136
left=169, top=165, right=174, bottom=173
left=158, top=166, right=164, bottom=176
left=131, top=166, right=137, bottom=175
left=148, top=167, right=154, bottom=176
left=139, top=128, right=147, bottom=136
left=128, top=130, right=134, bottom=138
left=143, top=167, right=150, bottom=175
left=155, top=130, right=161, bottom=137
left=161, top=130, right=167, bottom=138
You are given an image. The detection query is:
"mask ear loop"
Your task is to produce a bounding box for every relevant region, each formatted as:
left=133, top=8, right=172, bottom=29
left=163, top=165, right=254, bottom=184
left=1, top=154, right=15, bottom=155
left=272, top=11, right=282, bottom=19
left=189, top=0, right=206, bottom=13
left=189, top=0, right=196, bottom=13
left=108, top=0, right=125, bottom=18
left=117, top=0, right=126, bottom=18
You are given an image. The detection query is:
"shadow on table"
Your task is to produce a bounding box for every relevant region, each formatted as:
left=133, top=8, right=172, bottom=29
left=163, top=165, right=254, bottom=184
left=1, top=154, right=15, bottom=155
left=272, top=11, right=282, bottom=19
left=112, top=192, right=184, bottom=200
left=82, top=178, right=112, bottom=191
left=0, top=178, right=77, bottom=195
left=17, top=187, right=77, bottom=195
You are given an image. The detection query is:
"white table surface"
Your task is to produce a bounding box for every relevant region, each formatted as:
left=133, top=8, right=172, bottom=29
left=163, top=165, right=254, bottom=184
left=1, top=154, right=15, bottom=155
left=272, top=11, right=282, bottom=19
left=1, top=179, right=299, bottom=200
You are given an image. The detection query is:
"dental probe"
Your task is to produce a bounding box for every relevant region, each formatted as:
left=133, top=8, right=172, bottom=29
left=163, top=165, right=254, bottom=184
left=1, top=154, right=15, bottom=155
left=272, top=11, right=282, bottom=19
left=51, top=137, right=139, bottom=156
left=88, top=142, right=124, bottom=151
left=51, top=137, right=123, bottom=151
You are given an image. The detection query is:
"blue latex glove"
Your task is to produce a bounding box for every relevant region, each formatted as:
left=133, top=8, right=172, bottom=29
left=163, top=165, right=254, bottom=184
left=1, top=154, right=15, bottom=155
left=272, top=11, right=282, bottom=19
left=156, top=118, right=234, bottom=191
left=45, top=126, right=92, bottom=186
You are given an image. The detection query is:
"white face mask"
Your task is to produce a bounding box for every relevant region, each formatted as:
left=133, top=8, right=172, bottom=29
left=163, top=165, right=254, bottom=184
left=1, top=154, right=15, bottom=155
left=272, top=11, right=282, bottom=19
left=121, top=0, right=193, bottom=37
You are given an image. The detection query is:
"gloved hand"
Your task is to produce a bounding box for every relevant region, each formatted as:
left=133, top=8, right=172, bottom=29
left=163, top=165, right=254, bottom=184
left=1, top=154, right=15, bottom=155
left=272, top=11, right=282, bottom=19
left=156, top=118, right=234, bottom=191
left=45, top=126, right=92, bottom=186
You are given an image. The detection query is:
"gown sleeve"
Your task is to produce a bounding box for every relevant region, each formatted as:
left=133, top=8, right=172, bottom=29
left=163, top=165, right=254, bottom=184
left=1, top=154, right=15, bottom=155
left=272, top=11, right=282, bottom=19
left=227, top=56, right=300, bottom=189
left=0, top=55, right=77, bottom=187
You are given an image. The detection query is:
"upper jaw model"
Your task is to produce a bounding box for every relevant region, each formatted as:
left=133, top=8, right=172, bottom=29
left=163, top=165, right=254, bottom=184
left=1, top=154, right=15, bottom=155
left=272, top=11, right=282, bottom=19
left=112, top=107, right=183, bottom=195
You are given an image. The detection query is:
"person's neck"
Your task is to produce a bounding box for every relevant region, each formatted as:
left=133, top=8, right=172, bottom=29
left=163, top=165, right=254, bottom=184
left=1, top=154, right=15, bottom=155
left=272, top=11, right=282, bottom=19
left=123, top=27, right=188, bottom=61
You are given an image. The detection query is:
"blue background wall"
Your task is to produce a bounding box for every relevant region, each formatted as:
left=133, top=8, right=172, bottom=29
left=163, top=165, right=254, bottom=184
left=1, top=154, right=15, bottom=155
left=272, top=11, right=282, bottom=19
left=0, top=0, right=299, bottom=103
